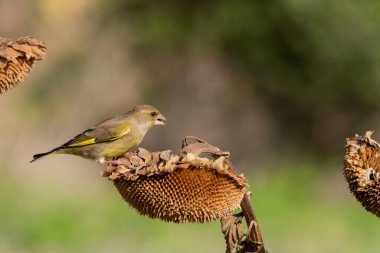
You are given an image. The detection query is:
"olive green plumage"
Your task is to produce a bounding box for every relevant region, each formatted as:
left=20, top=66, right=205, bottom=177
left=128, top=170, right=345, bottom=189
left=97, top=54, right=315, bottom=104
left=31, top=105, right=166, bottom=163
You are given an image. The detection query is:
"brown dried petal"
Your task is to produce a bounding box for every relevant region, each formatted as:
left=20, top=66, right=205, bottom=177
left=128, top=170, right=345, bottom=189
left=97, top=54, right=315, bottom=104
left=129, top=155, right=143, bottom=166
left=137, top=148, right=152, bottom=162
left=0, top=46, right=22, bottom=61
left=159, top=150, right=172, bottom=161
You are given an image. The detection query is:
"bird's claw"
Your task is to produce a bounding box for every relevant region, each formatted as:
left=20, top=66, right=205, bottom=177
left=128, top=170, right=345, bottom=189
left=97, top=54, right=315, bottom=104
left=105, top=159, right=123, bottom=166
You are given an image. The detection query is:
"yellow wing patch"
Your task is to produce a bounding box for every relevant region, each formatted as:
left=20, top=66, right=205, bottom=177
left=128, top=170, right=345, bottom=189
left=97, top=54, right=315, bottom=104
left=68, top=138, right=96, bottom=147
left=67, top=124, right=131, bottom=148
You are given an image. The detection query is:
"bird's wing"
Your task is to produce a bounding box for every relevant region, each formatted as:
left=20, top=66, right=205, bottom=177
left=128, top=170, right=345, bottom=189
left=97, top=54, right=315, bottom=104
left=62, top=121, right=131, bottom=148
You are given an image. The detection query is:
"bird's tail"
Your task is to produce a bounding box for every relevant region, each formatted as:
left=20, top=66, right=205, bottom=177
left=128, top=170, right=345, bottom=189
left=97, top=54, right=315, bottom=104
left=30, top=151, right=55, bottom=163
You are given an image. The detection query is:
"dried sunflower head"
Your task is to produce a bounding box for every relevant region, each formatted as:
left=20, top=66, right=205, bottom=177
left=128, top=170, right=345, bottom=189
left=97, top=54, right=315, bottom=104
left=344, top=131, right=380, bottom=217
left=103, top=138, right=248, bottom=223
left=0, top=36, right=46, bottom=94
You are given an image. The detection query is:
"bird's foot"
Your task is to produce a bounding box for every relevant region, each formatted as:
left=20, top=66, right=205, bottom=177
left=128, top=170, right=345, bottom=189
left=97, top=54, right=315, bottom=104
left=105, top=159, right=123, bottom=166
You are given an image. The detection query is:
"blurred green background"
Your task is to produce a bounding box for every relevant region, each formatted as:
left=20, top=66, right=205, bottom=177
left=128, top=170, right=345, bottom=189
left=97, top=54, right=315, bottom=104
left=1, top=0, right=380, bottom=252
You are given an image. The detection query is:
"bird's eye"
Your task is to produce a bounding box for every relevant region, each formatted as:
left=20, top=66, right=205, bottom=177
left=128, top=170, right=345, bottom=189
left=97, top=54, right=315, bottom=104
left=150, top=112, right=157, bottom=117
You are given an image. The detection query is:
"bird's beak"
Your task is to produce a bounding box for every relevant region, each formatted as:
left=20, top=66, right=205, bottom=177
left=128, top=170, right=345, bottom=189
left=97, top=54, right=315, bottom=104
left=154, top=113, right=167, bottom=125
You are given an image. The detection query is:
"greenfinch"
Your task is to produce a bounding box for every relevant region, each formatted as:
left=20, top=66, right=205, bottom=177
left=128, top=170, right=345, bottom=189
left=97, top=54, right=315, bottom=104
left=31, top=105, right=166, bottom=163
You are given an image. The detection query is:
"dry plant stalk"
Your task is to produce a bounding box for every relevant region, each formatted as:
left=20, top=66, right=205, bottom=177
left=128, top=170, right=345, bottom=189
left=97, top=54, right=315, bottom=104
left=103, top=136, right=248, bottom=223
left=221, top=192, right=267, bottom=253
left=0, top=36, right=46, bottom=94
left=344, top=131, right=380, bottom=217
